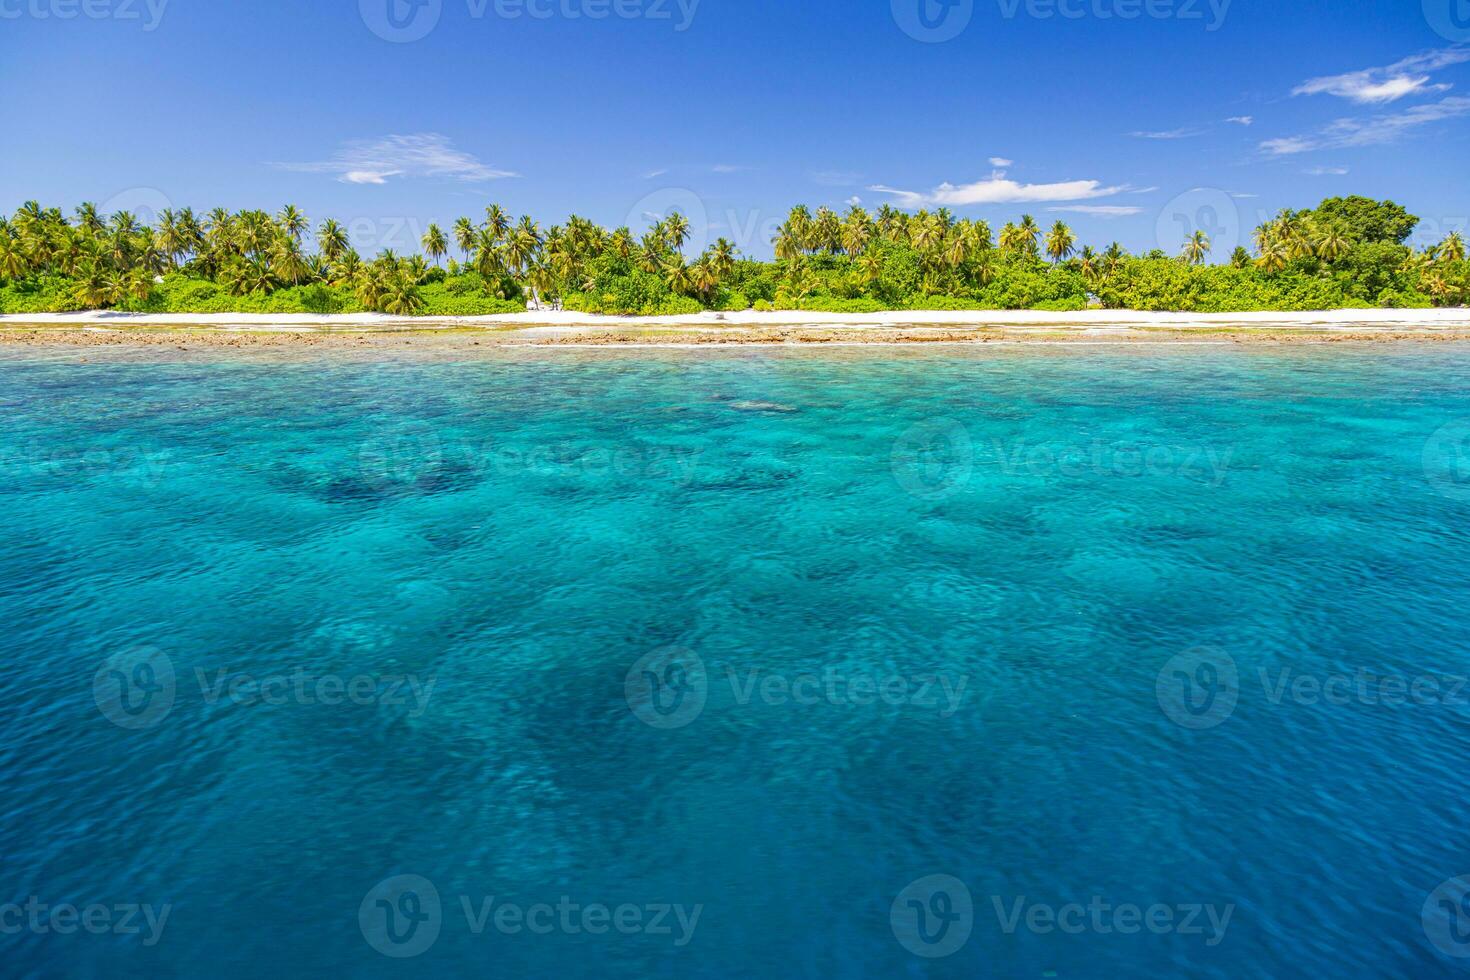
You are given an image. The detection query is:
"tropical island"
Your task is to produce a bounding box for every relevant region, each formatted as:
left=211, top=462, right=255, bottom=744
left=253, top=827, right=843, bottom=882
left=0, top=195, right=1465, bottom=319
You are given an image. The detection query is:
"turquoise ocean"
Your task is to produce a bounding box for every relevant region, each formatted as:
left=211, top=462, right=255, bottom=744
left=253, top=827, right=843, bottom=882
left=4, top=345, right=1470, bottom=977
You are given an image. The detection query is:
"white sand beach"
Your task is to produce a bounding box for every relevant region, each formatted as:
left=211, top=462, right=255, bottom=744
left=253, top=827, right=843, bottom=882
left=4, top=308, right=1470, bottom=332
left=4, top=308, right=1470, bottom=355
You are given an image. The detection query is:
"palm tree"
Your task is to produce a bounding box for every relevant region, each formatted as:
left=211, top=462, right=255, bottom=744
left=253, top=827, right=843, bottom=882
left=662, top=256, right=693, bottom=295
left=911, top=213, right=943, bottom=254
left=1313, top=222, right=1351, bottom=262
left=422, top=224, right=448, bottom=267
left=1078, top=245, right=1099, bottom=283
left=944, top=230, right=971, bottom=269
left=1045, top=221, right=1076, bottom=264
left=124, top=269, right=156, bottom=304
left=785, top=257, right=815, bottom=300
left=973, top=251, right=997, bottom=286
left=453, top=217, right=477, bottom=263
left=710, top=238, right=737, bottom=279
left=774, top=226, right=803, bottom=263
left=379, top=275, right=425, bottom=316
left=73, top=263, right=121, bottom=308
left=277, top=205, right=308, bottom=243
left=224, top=257, right=276, bottom=296
left=1017, top=215, right=1041, bottom=256
left=404, top=255, right=430, bottom=284
left=691, top=259, right=719, bottom=300
left=1256, top=238, right=1290, bottom=274
left=609, top=227, right=636, bottom=261
left=153, top=209, right=184, bottom=269
left=1263, top=212, right=1312, bottom=262
left=1440, top=232, right=1467, bottom=264
left=272, top=236, right=310, bottom=285
left=204, top=208, right=235, bottom=252
left=812, top=207, right=841, bottom=253
left=528, top=264, right=557, bottom=307
left=1423, top=270, right=1454, bottom=304
left=785, top=206, right=814, bottom=253
left=353, top=267, right=384, bottom=309
left=483, top=204, right=511, bottom=243
left=75, top=202, right=103, bottom=235
left=0, top=235, right=25, bottom=280
left=304, top=253, right=330, bottom=284
left=635, top=242, right=663, bottom=275
left=473, top=229, right=503, bottom=279
left=238, top=211, right=272, bottom=258
left=317, top=219, right=350, bottom=264
left=841, top=206, right=872, bottom=257
left=662, top=212, right=691, bottom=253
left=502, top=217, right=541, bottom=275
left=1181, top=230, right=1210, bottom=266
left=998, top=222, right=1025, bottom=256
left=963, top=220, right=993, bottom=255
left=105, top=219, right=135, bottom=268
left=178, top=208, right=204, bottom=257
left=875, top=205, right=900, bottom=240
left=13, top=202, right=45, bottom=239
left=330, top=250, right=362, bottom=286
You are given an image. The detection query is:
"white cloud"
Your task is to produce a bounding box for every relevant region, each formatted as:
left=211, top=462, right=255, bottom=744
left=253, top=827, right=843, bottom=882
left=343, top=171, right=399, bottom=185
left=1305, top=166, right=1350, bottom=176
left=870, top=174, right=1126, bottom=208
left=642, top=168, right=669, bottom=180
left=274, top=134, right=515, bottom=184
left=989, top=157, right=1013, bottom=167
left=846, top=196, right=863, bottom=207
left=1226, top=116, right=1254, bottom=126
left=1259, top=136, right=1318, bottom=155
left=711, top=164, right=744, bottom=173
left=1262, top=95, right=1470, bottom=154
left=1311, top=76, right=1446, bottom=103
left=1047, top=206, right=1143, bottom=217
left=1293, top=48, right=1470, bottom=104
left=1130, top=127, right=1207, bottom=140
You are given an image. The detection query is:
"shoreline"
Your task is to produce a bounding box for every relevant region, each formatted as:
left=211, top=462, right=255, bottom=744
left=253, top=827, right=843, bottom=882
left=3, top=309, right=1470, bottom=353
left=4, top=308, right=1470, bottom=332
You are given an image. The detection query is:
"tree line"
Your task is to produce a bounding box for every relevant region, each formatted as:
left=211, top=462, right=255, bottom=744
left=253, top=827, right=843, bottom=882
left=0, top=196, right=1463, bottom=315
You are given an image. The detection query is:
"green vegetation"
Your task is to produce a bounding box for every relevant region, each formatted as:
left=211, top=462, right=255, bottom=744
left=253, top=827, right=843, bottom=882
left=0, top=196, right=1464, bottom=315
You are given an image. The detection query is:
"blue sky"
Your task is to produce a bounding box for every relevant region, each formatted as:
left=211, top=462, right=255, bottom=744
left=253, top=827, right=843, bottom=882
left=2, top=0, right=1468, bottom=259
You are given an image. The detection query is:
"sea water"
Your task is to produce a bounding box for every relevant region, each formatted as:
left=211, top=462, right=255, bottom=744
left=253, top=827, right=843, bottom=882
left=3, top=345, right=1470, bottom=978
